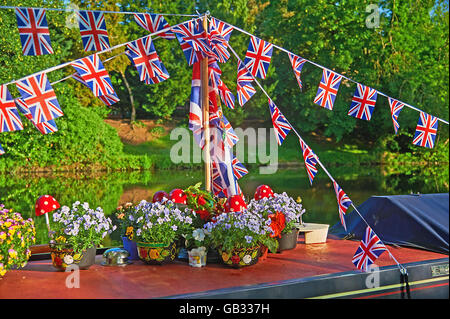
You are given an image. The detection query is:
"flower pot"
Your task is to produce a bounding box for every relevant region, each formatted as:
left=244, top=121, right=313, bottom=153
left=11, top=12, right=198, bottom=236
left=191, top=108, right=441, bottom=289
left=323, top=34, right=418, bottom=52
left=188, top=247, right=207, bottom=267
left=218, top=246, right=261, bottom=268
left=136, top=241, right=178, bottom=265
left=277, top=228, right=299, bottom=252
left=49, top=243, right=96, bottom=271
left=121, top=236, right=139, bottom=260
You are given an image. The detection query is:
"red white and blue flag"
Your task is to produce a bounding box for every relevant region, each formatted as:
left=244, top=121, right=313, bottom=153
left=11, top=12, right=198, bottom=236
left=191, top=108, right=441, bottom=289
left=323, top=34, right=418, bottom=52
left=189, top=62, right=204, bottom=148
left=352, top=226, right=387, bottom=272
left=219, top=115, right=239, bottom=148
left=232, top=155, right=248, bottom=180
left=173, top=20, right=216, bottom=64
left=268, top=99, right=291, bottom=146
left=236, top=60, right=256, bottom=107
left=15, top=7, right=53, bottom=56
left=16, top=73, right=63, bottom=124
left=71, top=72, right=120, bottom=106
left=299, top=137, right=318, bottom=185
left=388, top=97, right=405, bottom=134
left=208, top=18, right=233, bottom=63
left=288, top=53, right=307, bottom=91
left=0, top=143, right=4, bottom=155
left=71, top=55, right=115, bottom=97
left=133, top=13, right=175, bottom=40
left=217, top=79, right=235, bottom=109
left=348, top=84, right=378, bottom=121
left=126, top=35, right=170, bottom=85
left=412, top=112, right=438, bottom=149
left=15, top=98, right=58, bottom=134
left=314, top=69, right=343, bottom=110
left=0, top=85, right=23, bottom=133
left=243, top=36, right=273, bottom=79
left=78, top=10, right=110, bottom=52
left=333, top=181, right=352, bottom=232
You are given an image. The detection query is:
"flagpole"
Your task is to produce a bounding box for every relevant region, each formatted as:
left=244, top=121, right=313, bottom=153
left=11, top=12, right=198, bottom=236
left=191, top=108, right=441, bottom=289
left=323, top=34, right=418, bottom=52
left=200, top=14, right=212, bottom=192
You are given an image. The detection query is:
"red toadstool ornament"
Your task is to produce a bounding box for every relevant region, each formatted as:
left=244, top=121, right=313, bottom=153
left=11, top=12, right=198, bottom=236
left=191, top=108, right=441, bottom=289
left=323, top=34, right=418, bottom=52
left=35, top=195, right=60, bottom=237
left=254, top=185, right=274, bottom=200
left=152, top=191, right=169, bottom=203
left=169, top=188, right=187, bottom=205
left=225, top=195, right=247, bottom=213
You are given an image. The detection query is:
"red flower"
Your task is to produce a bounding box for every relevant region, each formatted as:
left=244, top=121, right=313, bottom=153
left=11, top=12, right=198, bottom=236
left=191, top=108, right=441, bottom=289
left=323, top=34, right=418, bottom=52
left=197, top=195, right=206, bottom=206
left=139, top=247, right=148, bottom=259
left=231, top=254, right=240, bottom=264
left=268, top=211, right=286, bottom=238
left=196, top=209, right=210, bottom=221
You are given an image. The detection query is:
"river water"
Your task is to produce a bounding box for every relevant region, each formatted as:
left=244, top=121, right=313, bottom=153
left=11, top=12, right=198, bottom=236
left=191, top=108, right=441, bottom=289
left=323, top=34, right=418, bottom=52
left=1, top=164, right=448, bottom=246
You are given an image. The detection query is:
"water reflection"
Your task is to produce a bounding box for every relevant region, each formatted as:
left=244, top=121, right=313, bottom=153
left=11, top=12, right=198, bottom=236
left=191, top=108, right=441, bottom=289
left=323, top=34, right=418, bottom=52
left=0, top=164, right=448, bottom=246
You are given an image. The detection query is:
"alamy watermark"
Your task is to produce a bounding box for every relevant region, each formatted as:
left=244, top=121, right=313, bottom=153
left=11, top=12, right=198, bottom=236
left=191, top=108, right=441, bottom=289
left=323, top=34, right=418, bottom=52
left=170, top=127, right=279, bottom=174
left=365, top=4, right=380, bottom=29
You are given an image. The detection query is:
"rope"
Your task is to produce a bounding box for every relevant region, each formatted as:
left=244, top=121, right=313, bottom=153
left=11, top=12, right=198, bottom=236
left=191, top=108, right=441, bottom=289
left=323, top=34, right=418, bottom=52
left=213, top=17, right=449, bottom=126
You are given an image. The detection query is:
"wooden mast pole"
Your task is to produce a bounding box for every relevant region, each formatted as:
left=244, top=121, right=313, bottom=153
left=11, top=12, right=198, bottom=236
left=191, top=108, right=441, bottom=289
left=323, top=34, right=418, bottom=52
left=200, top=13, right=211, bottom=192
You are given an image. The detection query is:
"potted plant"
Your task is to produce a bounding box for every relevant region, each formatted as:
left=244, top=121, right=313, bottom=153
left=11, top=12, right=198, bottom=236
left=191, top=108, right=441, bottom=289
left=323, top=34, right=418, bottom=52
left=247, top=191, right=305, bottom=252
left=183, top=227, right=210, bottom=267
left=183, top=182, right=216, bottom=222
left=114, top=202, right=139, bottom=260
left=205, top=210, right=278, bottom=268
left=131, top=199, right=194, bottom=265
left=49, top=201, right=116, bottom=270
left=0, top=204, right=36, bottom=277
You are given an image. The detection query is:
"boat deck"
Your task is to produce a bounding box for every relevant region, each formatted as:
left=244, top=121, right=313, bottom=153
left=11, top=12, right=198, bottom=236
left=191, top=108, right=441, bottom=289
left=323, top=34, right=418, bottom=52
left=1, top=236, right=448, bottom=299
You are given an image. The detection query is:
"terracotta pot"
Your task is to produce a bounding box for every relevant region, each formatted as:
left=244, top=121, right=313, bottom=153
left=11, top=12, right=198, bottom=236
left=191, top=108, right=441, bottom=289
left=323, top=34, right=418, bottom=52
left=49, top=243, right=96, bottom=271
left=277, top=229, right=299, bottom=252
left=218, top=246, right=261, bottom=268
left=136, top=241, right=178, bottom=265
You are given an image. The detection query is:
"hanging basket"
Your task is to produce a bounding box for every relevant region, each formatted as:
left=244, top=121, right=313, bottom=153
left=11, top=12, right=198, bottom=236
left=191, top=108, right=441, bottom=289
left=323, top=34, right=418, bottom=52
left=136, top=241, right=178, bottom=265
left=218, top=246, right=261, bottom=268
left=49, top=243, right=96, bottom=271
left=277, top=228, right=299, bottom=252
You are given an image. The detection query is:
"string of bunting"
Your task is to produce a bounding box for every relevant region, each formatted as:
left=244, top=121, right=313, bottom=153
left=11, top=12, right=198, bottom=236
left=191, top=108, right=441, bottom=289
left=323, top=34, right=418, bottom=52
left=0, top=6, right=447, bottom=274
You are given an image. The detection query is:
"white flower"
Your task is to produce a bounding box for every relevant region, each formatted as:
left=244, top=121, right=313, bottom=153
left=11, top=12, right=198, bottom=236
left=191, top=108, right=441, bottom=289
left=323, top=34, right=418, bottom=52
left=192, top=228, right=205, bottom=242
left=242, top=255, right=252, bottom=264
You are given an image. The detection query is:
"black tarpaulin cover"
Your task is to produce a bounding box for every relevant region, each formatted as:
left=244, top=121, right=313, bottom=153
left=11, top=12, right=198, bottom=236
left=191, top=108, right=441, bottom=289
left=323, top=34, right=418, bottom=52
left=330, top=193, right=449, bottom=254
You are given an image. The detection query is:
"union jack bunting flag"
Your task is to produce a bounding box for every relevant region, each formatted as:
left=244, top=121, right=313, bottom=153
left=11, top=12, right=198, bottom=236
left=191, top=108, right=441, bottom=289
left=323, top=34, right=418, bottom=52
left=208, top=18, right=233, bottom=63
left=178, top=38, right=204, bottom=66
left=268, top=99, right=291, bottom=146
left=348, top=84, right=378, bottom=121
left=172, top=20, right=216, bottom=62
left=0, top=143, right=4, bottom=156
left=71, top=72, right=120, bottom=106
left=412, top=112, right=438, bottom=149
left=212, top=162, right=228, bottom=198
left=232, top=155, right=248, bottom=180
left=217, top=79, right=235, bottom=109
left=133, top=13, right=175, bottom=40
left=237, top=60, right=256, bottom=107
left=299, top=138, right=318, bottom=185
left=352, top=226, right=387, bottom=272
left=243, top=36, right=273, bottom=79
left=15, top=8, right=53, bottom=56
left=219, top=115, right=239, bottom=148
left=126, top=35, right=170, bottom=85
left=288, top=53, right=307, bottom=91
left=189, top=62, right=204, bottom=148
left=0, top=85, right=23, bottom=133
left=333, top=181, right=352, bottom=232
left=388, top=97, right=405, bottom=134
left=15, top=98, right=58, bottom=135
left=16, top=73, right=63, bottom=124
left=208, top=59, right=222, bottom=89
left=71, top=55, right=115, bottom=97
left=314, top=69, right=343, bottom=110
left=78, top=11, right=110, bottom=52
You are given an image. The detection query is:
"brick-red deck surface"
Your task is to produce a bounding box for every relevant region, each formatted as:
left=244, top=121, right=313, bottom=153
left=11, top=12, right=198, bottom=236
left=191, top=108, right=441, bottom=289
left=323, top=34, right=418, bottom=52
left=0, top=237, right=447, bottom=299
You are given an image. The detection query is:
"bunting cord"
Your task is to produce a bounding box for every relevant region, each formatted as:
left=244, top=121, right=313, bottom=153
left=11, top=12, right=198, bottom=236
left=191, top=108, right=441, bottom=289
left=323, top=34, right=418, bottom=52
left=0, top=15, right=204, bottom=88
left=213, top=17, right=449, bottom=126
left=226, top=39, right=407, bottom=274
left=0, top=5, right=199, bottom=17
